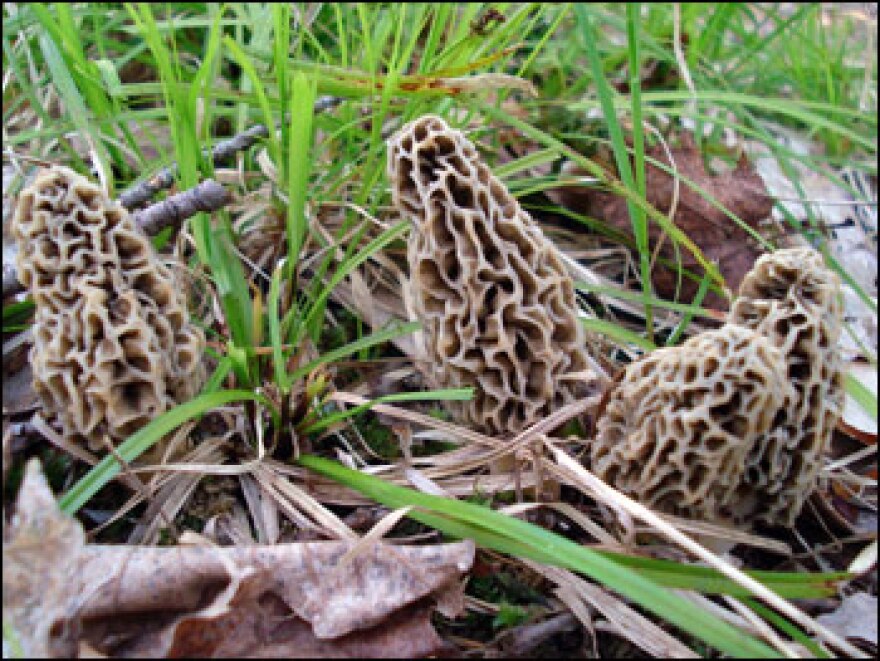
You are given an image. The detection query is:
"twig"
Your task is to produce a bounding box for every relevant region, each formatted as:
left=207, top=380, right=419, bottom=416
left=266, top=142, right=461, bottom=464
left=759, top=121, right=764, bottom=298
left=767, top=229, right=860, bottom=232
left=117, top=126, right=267, bottom=209
left=133, top=179, right=230, bottom=236
left=4, top=95, right=343, bottom=301
left=118, top=95, right=342, bottom=209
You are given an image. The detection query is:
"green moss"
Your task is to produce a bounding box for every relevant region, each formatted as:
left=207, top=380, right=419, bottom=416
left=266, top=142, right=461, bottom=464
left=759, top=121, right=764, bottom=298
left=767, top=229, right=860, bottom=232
left=463, top=489, right=493, bottom=508
left=354, top=411, right=399, bottom=459
left=317, top=306, right=361, bottom=354
left=492, top=602, right=531, bottom=630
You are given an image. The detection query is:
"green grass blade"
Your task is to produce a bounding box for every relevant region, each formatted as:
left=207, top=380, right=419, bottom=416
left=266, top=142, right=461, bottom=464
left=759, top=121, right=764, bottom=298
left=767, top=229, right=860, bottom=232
left=272, top=3, right=290, bottom=170
left=468, top=98, right=725, bottom=290
left=844, top=372, right=878, bottom=422
left=577, top=4, right=654, bottom=339
left=200, top=356, right=234, bottom=396
left=582, top=318, right=657, bottom=352
left=625, top=3, right=653, bottom=336
left=304, top=387, right=473, bottom=435
left=574, top=281, right=717, bottom=319
left=2, top=300, right=35, bottom=333
left=289, top=320, right=421, bottom=384
left=664, top=274, right=712, bottom=346
left=208, top=224, right=254, bottom=360
left=33, top=21, right=113, bottom=189
left=286, top=71, right=318, bottom=265
left=299, top=455, right=778, bottom=658
left=591, top=550, right=850, bottom=599
left=744, top=598, right=832, bottom=658
left=268, top=258, right=291, bottom=394
left=32, top=3, right=127, bottom=178
left=223, top=34, right=281, bottom=170
left=291, top=220, right=411, bottom=349
left=59, top=390, right=275, bottom=515
left=635, top=90, right=874, bottom=152
left=494, top=147, right=561, bottom=179
left=126, top=3, right=200, bottom=187
left=3, top=619, right=24, bottom=659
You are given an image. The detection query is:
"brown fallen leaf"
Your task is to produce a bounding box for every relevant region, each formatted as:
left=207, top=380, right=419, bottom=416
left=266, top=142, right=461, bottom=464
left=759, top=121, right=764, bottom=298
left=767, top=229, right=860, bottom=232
left=550, top=134, right=774, bottom=310
left=160, top=594, right=446, bottom=658
left=3, top=459, right=86, bottom=658
left=2, top=459, right=475, bottom=658
left=84, top=566, right=450, bottom=658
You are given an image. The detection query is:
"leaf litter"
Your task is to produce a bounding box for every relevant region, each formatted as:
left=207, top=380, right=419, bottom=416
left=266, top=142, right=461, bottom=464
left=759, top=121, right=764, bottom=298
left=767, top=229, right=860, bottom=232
left=548, top=133, right=774, bottom=310
left=3, top=459, right=474, bottom=658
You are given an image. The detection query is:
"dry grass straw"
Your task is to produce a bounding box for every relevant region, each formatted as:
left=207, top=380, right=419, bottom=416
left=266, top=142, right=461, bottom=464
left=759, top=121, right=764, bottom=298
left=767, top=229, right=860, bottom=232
left=95, top=434, right=225, bottom=542
left=530, top=558, right=700, bottom=658
left=239, top=473, right=280, bottom=544
left=251, top=463, right=357, bottom=541
left=325, top=390, right=793, bottom=552
left=311, top=231, right=868, bottom=655
left=127, top=437, right=227, bottom=545
left=547, top=442, right=868, bottom=658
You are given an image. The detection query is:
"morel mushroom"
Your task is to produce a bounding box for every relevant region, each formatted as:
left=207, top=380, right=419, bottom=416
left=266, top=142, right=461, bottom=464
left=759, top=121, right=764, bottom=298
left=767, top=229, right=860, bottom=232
left=728, top=247, right=844, bottom=526
left=388, top=115, right=603, bottom=436
left=591, top=247, right=844, bottom=528
left=11, top=166, right=205, bottom=454
left=590, top=325, right=794, bottom=524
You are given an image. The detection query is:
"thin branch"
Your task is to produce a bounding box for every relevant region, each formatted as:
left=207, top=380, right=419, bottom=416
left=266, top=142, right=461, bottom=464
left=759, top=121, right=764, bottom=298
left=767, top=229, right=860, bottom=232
left=5, top=96, right=342, bottom=300
left=118, top=95, right=341, bottom=209
left=134, top=179, right=230, bottom=236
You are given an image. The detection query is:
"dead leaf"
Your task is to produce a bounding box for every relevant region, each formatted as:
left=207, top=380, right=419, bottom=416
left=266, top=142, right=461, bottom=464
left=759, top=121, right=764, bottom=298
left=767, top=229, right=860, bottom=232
left=3, top=459, right=86, bottom=658
left=2, top=460, right=475, bottom=658
left=163, top=595, right=446, bottom=658
left=816, top=593, right=877, bottom=647
left=551, top=134, right=774, bottom=309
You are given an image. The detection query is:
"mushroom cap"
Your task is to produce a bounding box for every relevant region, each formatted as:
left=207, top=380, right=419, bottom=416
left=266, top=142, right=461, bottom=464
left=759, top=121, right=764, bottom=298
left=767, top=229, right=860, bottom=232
left=729, top=247, right=844, bottom=526
left=388, top=116, right=602, bottom=436
left=591, top=247, right=845, bottom=528
left=591, top=324, right=794, bottom=524
left=11, top=166, right=204, bottom=452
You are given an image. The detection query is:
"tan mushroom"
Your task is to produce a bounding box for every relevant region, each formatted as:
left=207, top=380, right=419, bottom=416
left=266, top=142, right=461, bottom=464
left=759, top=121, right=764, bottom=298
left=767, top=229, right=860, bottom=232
left=11, top=166, right=205, bottom=454
left=388, top=115, right=603, bottom=437
left=591, top=248, right=843, bottom=527
left=729, top=247, right=844, bottom=526
left=590, top=325, right=794, bottom=524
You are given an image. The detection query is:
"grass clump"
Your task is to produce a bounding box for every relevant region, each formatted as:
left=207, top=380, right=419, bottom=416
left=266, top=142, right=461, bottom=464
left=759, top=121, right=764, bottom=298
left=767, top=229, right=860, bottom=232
left=2, top=3, right=875, bottom=658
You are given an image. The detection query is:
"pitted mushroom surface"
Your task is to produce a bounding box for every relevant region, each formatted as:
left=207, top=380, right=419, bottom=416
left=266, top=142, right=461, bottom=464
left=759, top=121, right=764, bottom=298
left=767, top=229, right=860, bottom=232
left=591, top=325, right=794, bottom=524
left=388, top=115, right=602, bottom=436
left=729, top=248, right=844, bottom=526
left=12, top=166, right=205, bottom=453
left=592, top=247, right=844, bottom=527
